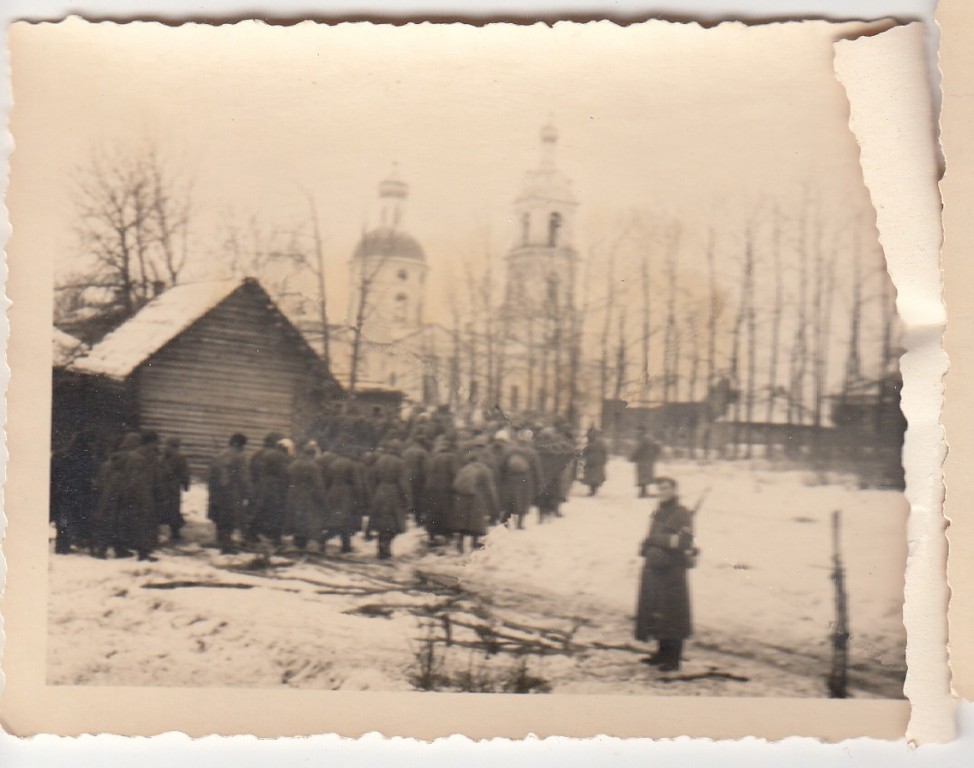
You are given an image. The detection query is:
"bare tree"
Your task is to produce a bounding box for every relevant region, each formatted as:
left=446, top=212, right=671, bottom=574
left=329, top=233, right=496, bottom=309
left=69, top=141, right=192, bottom=319
left=640, top=249, right=652, bottom=398
left=348, top=249, right=392, bottom=394
left=843, top=226, right=864, bottom=394
left=765, top=209, right=785, bottom=458
left=787, top=207, right=811, bottom=439
left=743, top=223, right=758, bottom=459
left=598, top=243, right=618, bottom=407
left=662, top=223, right=681, bottom=405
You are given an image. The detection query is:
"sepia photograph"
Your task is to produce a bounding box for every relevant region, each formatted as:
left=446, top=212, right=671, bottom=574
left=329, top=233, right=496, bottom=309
left=7, top=16, right=915, bottom=719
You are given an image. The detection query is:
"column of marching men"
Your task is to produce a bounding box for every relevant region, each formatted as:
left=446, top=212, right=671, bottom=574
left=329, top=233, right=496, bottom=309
left=49, top=410, right=656, bottom=562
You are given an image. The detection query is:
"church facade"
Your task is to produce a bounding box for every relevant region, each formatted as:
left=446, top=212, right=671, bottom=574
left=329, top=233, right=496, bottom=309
left=500, top=121, right=581, bottom=418
left=329, top=171, right=452, bottom=406
left=331, top=123, right=582, bottom=422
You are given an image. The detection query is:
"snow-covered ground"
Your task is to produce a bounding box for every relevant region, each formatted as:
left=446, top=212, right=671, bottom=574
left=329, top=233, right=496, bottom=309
left=47, top=457, right=907, bottom=697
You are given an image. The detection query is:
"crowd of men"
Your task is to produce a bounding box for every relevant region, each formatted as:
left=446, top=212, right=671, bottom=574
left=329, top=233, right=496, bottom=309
left=51, top=413, right=693, bottom=670
left=50, top=410, right=665, bottom=562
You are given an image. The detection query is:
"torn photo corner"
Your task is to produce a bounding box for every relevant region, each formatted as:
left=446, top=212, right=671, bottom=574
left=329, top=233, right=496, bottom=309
left=0, top=16, right=947, bottom=742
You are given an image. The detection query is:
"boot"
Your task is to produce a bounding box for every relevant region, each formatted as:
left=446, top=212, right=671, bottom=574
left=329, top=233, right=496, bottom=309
left=137, top=550, right=158, bottom=562
left=657, top=639, right=683, bottom=672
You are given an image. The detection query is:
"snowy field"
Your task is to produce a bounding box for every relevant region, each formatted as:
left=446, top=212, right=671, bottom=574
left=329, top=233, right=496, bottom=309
left=48, top=457, right=907, bottom=698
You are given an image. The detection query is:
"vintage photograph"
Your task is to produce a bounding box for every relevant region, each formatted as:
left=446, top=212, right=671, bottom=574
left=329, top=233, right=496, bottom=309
left=16, top=18, right=909, bottom=701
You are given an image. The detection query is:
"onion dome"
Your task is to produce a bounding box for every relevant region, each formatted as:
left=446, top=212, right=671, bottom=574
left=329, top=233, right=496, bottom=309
left=353, top=227, right=426, bottom=262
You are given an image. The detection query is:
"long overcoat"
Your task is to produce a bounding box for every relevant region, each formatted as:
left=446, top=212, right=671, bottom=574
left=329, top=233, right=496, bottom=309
left=250, top=447, right=290, bottom=536
left=401, top=443, right=430, bottom=519
left=369, top=454, right=410, bottom=535
left=208, top=447, right=250, bottom=531
left=158, top=446, right=191, bottom=529
left=631, top=435, right=662, bottom=487
left=50, top=437, right=98, bottom=545
left=285, top=456, right=326, bottom=539
left=91, top=449, right=129, bottom=549
left=119, top=444, right=162, bottom=551
left=424, top=447, right=459, bottom=537
left=451, top=459, right=499, bottom=536
left=535, top=437, right=574, bottom=513
left=324, top=456, right=365, bottom=533
left=581, top=438, right=609, bottom=487
left=635, top=498, right=694, bottom=641
left=498, top=444, right=542, bottom=521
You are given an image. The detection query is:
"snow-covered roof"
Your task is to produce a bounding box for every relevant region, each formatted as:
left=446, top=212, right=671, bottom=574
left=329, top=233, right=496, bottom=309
left=53, top=328, right=87, bottom=369
left=70, top=279, right=245, bottom=380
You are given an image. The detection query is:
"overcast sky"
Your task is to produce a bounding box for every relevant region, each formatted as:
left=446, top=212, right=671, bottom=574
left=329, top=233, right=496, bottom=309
left=10, top=18, right=889, bottom=330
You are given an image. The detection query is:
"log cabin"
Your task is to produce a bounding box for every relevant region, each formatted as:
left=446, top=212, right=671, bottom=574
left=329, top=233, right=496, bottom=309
left=60, top=277, right=342, bottom=475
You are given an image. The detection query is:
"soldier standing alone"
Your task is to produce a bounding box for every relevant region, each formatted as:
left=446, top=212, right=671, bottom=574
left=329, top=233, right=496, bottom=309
left=635, top=477, right=694, bottom=672
left=630, top=427, right=662, bottom=498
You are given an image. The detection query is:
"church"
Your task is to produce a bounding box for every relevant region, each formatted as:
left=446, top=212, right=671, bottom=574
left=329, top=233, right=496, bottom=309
left=330, top=121, right=581, bottom=421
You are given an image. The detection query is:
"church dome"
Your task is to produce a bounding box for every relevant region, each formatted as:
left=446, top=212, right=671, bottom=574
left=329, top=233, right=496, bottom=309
left=353, top=226, right=426, bottom=263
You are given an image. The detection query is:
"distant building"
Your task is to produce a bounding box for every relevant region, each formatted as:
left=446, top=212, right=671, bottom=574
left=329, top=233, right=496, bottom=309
left=330, top=170, right=452, bottom=408
left=58, top=277, right=342, bottom=474
left=500, top=121, right=581, bottom=416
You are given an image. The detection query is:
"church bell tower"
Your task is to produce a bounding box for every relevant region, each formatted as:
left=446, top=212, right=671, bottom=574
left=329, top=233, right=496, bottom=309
left=504, top=121, right=579, bottom=314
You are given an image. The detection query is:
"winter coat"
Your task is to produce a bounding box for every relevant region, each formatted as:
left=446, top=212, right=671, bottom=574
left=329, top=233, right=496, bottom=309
left=401, top=443, right=430, bottom=516
left=535, top=437, right=574, bottom=513
left=324, top=456, right=366, bottom=533
left=581, top=438, right=609, bottom=487
left=286, top=456, right=326, bottom=539
left=249, top=447, right=290, bottom=536
left=425, top=447, right=459, bottom=536
left=208, top=447, right=250, bottom=530
left=118, top=444, right=162, bottom=551
left=158, top=446, right=190, bottom=528
left=451, top=460, right=499, bottom=536
left=369, top=454, right=410, bottom=535
left=635, top=498, right=694, bottom=641
left=91, top=450, right=128, bottom=548
left=631, top=435, right=662, bottom=487
left=50, top=438, right=98, bottom=543
left=498, top=444, right=543, bottom=521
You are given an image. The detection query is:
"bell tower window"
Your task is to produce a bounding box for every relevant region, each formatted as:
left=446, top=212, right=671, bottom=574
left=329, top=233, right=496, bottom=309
left=394, top=293, right=408, bottom=323
left=548, top=212, right=562, bottom=247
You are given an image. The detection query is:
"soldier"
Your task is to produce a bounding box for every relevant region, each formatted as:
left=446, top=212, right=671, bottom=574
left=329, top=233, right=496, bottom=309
left=401, top=437, right=430, bottom=526
left=631, top=426, right=663, bottom=498
left=581, top=428, right=609, bottom=496
left=50, top=429, right=98, bottom=554
left=496, top=429, right=542, bottom=530
left=286, top=441, right=326, bottom=550
left=451, top=447, right=499, bottom=553
left=91, top=433, right=140, bottom=559
left=534, top=427, right=575, bottom=522
left=119, top=430, right=164, bottom=562
left=635, top=477, right=694, bottom=672
left=158, top=436, right=191, bottom=541
left=369, top=440, right=410, bottom=560
left=248, top=432, right=290, bottom=546
left=321, top=448, right=366, bottom=554
left=207, top=433, right=250, bottom=555
left=424, top=434, right=459, bottom=547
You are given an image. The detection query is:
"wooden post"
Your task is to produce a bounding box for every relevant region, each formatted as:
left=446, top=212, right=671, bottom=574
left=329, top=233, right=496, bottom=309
left=827, top=509, right=850, bottom=698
